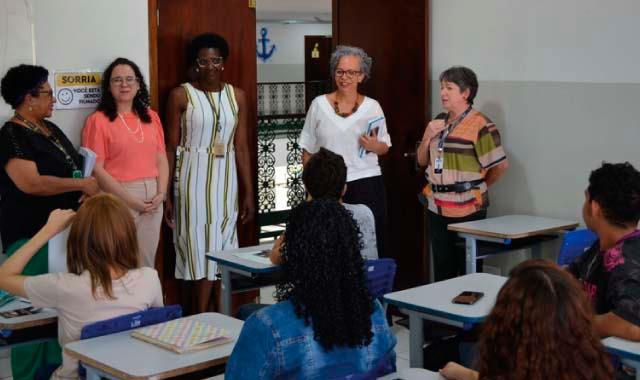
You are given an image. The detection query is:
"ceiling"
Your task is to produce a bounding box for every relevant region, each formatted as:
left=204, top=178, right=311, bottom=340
left=257, top=0, right=331, bottom=23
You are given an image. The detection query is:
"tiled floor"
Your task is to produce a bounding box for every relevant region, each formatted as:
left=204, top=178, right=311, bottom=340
left=0, top=348, right=11, bottom=380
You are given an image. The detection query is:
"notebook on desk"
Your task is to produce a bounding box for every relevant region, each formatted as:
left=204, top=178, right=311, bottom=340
left=233, top=249, right=273, bottom=265
left=131, top=318, right=232, bottom=354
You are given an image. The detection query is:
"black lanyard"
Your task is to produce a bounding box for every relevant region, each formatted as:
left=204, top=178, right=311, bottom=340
left=14, top=113, right=81, bottom=176
left=437, top=106, right=473, bottom=152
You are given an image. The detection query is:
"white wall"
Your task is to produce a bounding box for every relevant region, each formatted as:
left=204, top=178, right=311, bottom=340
left=257, top=22, right=331, bottom=82
left=430, top=0, right=640, bottom=221
left=430, top=0, right=640, bottom=272
left=1, top=0, right=149, bottom=146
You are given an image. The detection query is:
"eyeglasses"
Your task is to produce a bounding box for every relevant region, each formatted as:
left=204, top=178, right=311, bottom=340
left=110, top=76, right=138, bottom=85
left=335, top=69, right=361, bottom=78
left=38, top=90, right=54, bottom=98
left=196, top=57, right=224, bottom=68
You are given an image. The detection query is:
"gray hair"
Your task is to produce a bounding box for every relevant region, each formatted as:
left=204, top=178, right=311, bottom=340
left=329, top=45, right=372, bottom=81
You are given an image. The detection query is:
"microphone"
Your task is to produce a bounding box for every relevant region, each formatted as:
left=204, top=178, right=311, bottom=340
left=434, top=112, right=447, bottom=121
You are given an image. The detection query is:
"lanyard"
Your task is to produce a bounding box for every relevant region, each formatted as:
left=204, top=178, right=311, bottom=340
left=14, top=113, right=81, bottom=176
left=205, top=86, right=225, bottom=139
left=437, top=106, right=473, bottom=152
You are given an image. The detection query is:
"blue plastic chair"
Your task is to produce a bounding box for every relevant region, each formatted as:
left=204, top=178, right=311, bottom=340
left=557, top=229, right=598, bottom=266
left=364, top=259, right=397, bottom=309
left=77, top=305, right=182, bottom=378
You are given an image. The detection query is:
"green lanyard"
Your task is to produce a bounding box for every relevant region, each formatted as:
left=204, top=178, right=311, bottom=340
left=14, top=113, right=83, bottom=178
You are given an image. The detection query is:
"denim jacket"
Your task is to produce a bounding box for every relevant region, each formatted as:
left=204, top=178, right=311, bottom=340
left=226, top=300, right=397, bottom=379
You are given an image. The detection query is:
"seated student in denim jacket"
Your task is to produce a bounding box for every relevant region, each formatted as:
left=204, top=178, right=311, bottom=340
left=568, top=162, right=640, bottom=340
left=226, top=200, right=396, bottom=379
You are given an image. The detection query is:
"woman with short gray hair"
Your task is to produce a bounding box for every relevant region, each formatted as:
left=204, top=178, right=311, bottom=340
left=299, top=45, right=391, bottom=257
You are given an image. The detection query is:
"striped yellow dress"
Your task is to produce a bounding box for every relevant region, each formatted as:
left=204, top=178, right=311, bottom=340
left=174, top=82, right=239, bottom=280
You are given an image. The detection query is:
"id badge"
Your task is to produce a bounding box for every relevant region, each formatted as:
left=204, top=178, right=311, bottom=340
left=434, top=156, right=443, bottom=174
left=213, top=143, right=225, bottom=158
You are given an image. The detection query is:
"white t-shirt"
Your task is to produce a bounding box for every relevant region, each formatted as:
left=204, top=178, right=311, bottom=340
left=24, top=267, right=164, bottom=380
left=343, top=203, right=378, bottom=260
left=299, top=95, right=392, bottom=182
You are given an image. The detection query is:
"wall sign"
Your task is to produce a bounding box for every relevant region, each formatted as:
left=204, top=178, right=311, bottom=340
left=54, top=71, right=102, bottom=109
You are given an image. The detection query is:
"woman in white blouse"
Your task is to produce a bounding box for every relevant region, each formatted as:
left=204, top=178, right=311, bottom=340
left=300, top=45, right=391, bottom=257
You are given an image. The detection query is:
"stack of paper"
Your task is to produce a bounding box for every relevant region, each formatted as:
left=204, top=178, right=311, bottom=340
left=131, top=319, right=232, bottom=354
left=78, top=147, right=97, bottom=177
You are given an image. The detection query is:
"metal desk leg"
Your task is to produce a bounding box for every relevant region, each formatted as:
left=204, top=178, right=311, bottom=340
left=84, top=364, right=116, bottom=380
left=465, top=237, right=477, bottom=274
left=408, top=313, right=424, bottom=368
left=620, top=358, right=640, bottom=380
left=530, top=243, right=543, bottom=260
left=220, top=267, right=232, bottom=316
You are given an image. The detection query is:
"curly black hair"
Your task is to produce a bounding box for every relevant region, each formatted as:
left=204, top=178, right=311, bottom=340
left=1, top=64, right=48, bottom=109
left=97, top=57, right=151, bottom=123
left=275, top=199, right=374, bottom=350
left=439, top=66, right=479, bottom=105
left=587, top=162, right=640, bottom=227
left=187, top=33, right=230, bottom=66
left=302, top=148, right=347, bottom=200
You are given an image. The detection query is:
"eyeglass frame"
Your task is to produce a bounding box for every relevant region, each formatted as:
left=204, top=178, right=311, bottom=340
left=334, top=69, right=362, bottom=78
left=196, top=57, right=225, bottom=68
left=110, top=76, right=139, bottom=86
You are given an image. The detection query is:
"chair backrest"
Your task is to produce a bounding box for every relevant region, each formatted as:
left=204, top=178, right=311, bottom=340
left=80, top=304, right=182, bottom=340
left=364, top=258, right=397, bottom=299
left=557, top=229, right=598, bottom=266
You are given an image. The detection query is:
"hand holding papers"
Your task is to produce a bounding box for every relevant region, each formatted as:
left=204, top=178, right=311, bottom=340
left=359, top=116, right=385, bottom=158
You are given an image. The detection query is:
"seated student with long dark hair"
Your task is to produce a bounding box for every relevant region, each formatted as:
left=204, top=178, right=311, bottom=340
left=440, top=259, right=613, bottom=380
left=226, top=200, right=396, bottom=379
left=0, top=194, right=163, bottom=380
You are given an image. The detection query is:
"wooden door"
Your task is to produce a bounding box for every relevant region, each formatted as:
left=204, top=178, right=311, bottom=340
left=333, top=0, right=430, bottom=289
left=304, top=35, right=332, bottom=81
left=149, top=0, right=258, bottom=309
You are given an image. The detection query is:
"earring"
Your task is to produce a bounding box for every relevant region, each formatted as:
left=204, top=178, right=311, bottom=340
left=195, top=68, right=200, bottom=72
left=28, top=105, right=32, bottom=112
left=221, top=67, right=225, bottom=71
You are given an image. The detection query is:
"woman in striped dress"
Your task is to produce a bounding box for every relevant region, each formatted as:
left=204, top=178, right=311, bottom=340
left=165, top=33, right=254, bottom=313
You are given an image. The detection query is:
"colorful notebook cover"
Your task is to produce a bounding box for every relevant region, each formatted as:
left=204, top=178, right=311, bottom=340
left=131, top=318, right=232, bottom=354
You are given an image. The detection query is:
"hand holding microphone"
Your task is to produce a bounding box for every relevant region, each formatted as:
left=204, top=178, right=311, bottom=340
left=422, top=112, right=448, bottom=143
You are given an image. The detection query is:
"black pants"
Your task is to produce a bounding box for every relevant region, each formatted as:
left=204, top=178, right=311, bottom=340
left=428, top=209, right=487, bottom=282
left=343, top=175, right=388, bottom=258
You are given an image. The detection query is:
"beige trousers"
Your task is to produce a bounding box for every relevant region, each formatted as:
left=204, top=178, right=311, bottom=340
left=121, top=178, right=163, bottom=268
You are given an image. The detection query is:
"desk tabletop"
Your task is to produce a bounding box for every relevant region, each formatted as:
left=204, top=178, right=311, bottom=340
left=378, top=368, right=444, bottom=379
left=602, top=336, right=640, bottom=362
left=206, top=243, right=280, bottom=274
left=64, top=313, right=243, bottom=380
left=448, top=215, right=578, bottom=239
left=0, top=299, right=57, bottom=330
left=384, top=273, right=507, bottom=324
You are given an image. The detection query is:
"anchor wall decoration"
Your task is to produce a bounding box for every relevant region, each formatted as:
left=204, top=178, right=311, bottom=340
left=257, top=27, right=276, bottom=62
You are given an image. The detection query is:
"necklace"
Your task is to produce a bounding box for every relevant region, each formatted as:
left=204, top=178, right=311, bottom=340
left=13, top=112, right=50, bottom=136
left=333, top=96, right=360, bottom=117
left=118, top=113, right=144, bottom=144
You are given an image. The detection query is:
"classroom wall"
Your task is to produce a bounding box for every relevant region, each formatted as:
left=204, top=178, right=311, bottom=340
left=429, top=0, right=640, bottom=272
left=257, top=22, right=332, bottom=82
left=0, top=0, right=150, bottom=146
left=430, top=0, right=640, bottom=221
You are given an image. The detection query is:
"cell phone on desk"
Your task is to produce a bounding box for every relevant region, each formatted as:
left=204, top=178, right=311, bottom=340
left=452, top=291, right=484, bottom=305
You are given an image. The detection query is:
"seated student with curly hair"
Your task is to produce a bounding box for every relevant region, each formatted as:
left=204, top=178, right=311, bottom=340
left=439, top=259, right=613, bottom=380
left=226, top=200, right=396, bottom=379
left=568, top=162, right=640, bottom=378
left=270, top=147, right=378, bottom=264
